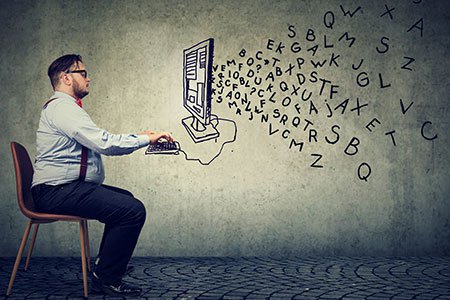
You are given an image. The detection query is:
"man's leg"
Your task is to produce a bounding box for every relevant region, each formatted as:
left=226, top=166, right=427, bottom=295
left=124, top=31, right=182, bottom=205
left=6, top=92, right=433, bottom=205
left=96, top=184, right=134, bottom=266
left=32, top=181, right=146, bottom=285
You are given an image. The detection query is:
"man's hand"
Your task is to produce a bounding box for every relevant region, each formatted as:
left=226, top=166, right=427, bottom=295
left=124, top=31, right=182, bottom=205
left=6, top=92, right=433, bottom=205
left=138, top=130, right=174, bottom=144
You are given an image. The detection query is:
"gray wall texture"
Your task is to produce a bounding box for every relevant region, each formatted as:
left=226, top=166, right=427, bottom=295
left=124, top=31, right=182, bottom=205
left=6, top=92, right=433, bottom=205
left=1, top=0, right=449, bottom=257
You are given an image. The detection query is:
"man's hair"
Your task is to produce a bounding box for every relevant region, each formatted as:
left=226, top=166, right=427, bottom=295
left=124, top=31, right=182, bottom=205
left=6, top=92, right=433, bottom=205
left=48, top=54, right=83, bottom=89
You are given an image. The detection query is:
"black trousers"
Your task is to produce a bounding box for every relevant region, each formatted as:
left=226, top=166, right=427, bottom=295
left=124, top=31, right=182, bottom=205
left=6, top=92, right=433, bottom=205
left=31, top=181, right=146, bottom=284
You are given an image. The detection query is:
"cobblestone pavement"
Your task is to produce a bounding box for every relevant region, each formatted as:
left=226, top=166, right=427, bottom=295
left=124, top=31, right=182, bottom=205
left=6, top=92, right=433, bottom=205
left=1, top=257, right=450, bottom=299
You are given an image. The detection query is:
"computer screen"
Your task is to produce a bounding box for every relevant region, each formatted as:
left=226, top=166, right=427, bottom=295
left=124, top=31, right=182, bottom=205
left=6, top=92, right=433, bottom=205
left=183, top=38, right=214, bottom=125
left=182, top=38, right=219, bottom=143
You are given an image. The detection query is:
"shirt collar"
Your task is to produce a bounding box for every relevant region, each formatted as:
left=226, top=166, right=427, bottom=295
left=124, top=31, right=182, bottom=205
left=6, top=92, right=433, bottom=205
left=53, top=91, right=78, bottom=103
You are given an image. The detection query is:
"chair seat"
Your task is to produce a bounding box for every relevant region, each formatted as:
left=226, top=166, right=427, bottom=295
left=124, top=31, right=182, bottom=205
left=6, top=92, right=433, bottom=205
left=28, top=211, right=89, bottom=222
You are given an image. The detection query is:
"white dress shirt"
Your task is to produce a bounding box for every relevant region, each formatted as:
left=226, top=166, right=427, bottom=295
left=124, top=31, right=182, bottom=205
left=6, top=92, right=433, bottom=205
left=32, top=91, right=149, bottom=187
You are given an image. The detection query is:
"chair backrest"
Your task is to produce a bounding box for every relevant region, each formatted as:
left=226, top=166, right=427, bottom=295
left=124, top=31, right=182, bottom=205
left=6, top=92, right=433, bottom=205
left=10, top=141, right=38, bottom=218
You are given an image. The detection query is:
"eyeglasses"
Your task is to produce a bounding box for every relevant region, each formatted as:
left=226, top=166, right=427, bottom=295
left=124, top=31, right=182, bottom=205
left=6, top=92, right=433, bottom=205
left=66, top=70, right=88, bottom=78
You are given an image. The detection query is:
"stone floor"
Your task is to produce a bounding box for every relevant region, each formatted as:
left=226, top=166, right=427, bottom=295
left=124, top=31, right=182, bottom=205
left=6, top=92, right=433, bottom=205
left=1, top=256, right=450, bottom=299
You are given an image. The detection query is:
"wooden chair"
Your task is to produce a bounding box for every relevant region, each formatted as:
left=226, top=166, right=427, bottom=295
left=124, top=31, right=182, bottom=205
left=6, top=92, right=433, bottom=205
left=6, top=141, right=91, bottom=298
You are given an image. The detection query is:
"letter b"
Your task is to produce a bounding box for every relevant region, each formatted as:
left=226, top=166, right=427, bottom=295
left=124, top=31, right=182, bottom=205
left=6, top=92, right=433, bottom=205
left=344, top=137, right=360, bottom=156
left=306, top=29, right=316, bottom=41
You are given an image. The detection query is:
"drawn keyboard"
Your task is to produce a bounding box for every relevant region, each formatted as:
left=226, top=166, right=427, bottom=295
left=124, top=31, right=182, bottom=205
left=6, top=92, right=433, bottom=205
left=145, top=141, right=180, bottom=155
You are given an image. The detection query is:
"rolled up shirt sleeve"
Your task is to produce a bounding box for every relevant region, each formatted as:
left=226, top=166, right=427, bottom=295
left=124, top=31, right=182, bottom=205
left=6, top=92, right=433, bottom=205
left=48, top=100, right=149, bottom=156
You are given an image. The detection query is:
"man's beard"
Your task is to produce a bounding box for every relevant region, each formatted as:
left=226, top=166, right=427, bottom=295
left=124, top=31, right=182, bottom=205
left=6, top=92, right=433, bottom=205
left=73, top=80, right=89, bottom=99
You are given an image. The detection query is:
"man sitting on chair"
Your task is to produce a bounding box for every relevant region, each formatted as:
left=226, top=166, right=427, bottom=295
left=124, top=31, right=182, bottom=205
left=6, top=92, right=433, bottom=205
left=31, top=54, right=172, bottom=297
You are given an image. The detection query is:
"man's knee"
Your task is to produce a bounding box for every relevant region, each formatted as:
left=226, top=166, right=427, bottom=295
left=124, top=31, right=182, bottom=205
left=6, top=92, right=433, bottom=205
left=131, top=199, right=146, bottom=226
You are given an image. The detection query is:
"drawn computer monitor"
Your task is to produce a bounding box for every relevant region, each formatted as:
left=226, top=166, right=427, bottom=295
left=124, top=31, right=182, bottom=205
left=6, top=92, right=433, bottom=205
left=181, top=38, right=220, bottom=143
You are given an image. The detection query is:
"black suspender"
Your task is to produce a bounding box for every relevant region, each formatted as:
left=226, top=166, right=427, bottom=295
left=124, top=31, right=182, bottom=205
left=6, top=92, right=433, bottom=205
left=42, top=97, right=57, bottom=109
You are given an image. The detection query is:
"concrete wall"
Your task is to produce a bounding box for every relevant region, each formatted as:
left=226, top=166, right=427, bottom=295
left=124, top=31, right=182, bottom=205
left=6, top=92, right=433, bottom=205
left=1, top=0, right=449, bottom=257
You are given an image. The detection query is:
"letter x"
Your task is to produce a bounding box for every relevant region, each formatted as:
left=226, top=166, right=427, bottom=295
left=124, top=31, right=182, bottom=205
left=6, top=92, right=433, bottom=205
left=380, top=4, right=395, bottom=20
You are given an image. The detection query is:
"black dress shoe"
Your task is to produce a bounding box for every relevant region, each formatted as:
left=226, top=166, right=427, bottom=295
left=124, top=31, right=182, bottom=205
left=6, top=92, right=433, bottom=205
left=94, top=256, right=134, bottom=276
left=91, top=274, right=141, bottom=296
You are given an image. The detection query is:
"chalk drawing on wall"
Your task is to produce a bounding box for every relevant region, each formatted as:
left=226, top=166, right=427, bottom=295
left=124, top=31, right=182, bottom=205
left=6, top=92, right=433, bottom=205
left=179, top=38, right=238, bottom=165
left=146, top=38, right=238, bottom=165
left=212, top=3, right=437, bottom=181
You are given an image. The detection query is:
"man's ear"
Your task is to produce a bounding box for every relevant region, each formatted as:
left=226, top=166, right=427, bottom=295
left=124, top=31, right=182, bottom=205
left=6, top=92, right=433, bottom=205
left=60, top=72, right=72, bottom=86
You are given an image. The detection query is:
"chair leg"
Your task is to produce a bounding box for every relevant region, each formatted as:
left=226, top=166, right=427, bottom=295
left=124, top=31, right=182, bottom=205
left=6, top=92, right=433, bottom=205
left=79, top=221, right=89, bottom=298
left=83, top=220, right=91, bottom=272
left=24, top=223, right=40, bottom=271
left=6, top=221, right=32, bottom=296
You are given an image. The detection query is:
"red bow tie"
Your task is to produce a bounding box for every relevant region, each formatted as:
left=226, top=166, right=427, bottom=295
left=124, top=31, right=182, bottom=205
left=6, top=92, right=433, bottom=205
left=77, top=98, right=83, bottom=108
